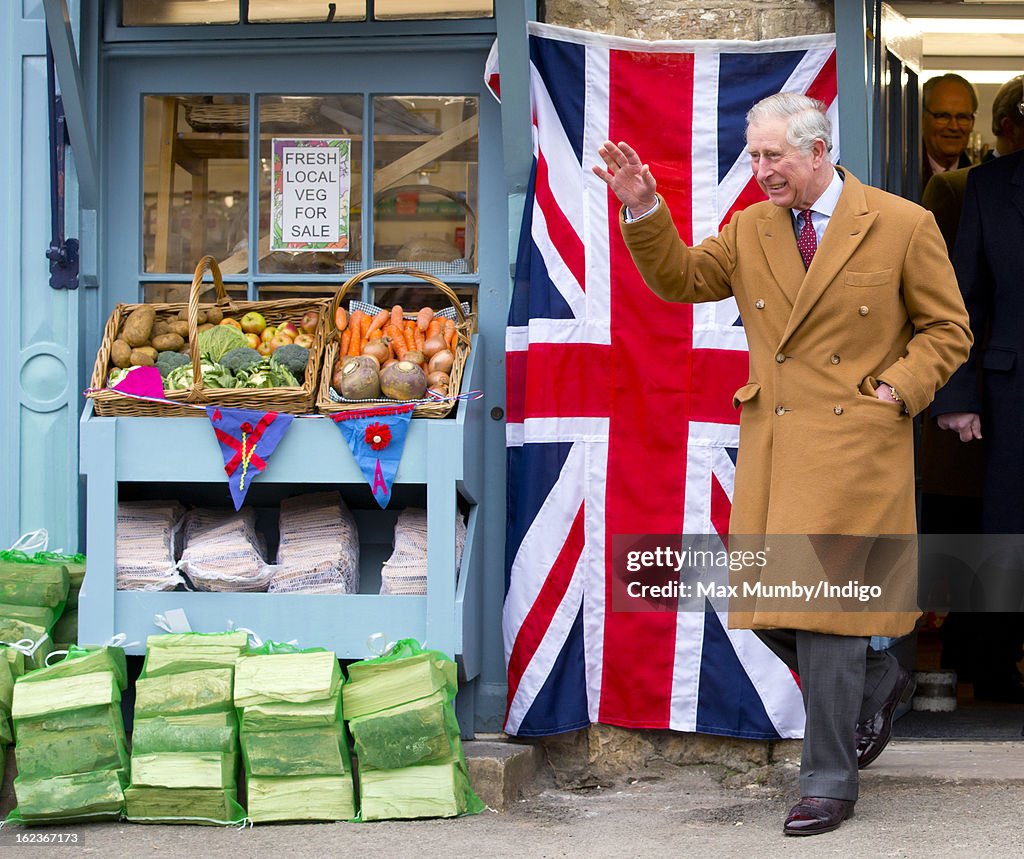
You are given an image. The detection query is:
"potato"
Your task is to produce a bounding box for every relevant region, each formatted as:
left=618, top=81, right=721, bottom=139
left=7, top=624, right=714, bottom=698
left=177, top=308, right=189, bottom=321
left=152, top=320, right=171, bottom=337
left=129, top=349, right=156, bottom=367
left=197, top=323, right=214, bottom=333
left=169, top=320, right=189, bottom=339
left=135, top=346, right=158, bottom=360
left=205, top=306, right=224, bottom=324
left=110, top=339, right=133, bottom=369
left=122, top=306, right=156, bottom=347
left=151, top=333, right=185, bottom=352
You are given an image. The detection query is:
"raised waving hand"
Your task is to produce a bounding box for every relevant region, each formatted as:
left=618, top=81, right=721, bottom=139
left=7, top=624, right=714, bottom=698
left=593, top=140, right=658, bottom=217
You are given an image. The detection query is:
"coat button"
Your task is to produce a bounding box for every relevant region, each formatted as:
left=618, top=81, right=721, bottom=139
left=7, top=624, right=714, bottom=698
left=775, top=353, right=786, bottom=363
left=755, top=299, right=765, bottom=309
left=859, top=306, right=869, bottom=316
left=775, top=406, right=786, bottom=416
left=834, top=406, right=843, bottom=415
left=831, top=354, right=841, bottom=364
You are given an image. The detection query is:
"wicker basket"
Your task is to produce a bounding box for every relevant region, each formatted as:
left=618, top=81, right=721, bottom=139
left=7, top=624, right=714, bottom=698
left=316, top=267, right=472, bottom=419
left=183, top=100, right=317, bottom=133
left=87, top=256, right=328, bottom=418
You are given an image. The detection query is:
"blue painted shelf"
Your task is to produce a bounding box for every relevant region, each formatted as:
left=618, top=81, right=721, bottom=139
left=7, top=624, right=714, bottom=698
left=78, top=336, right=484, bottom=680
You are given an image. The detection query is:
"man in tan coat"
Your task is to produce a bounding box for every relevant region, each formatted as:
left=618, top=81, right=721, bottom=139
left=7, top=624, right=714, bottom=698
left=594, top=93, right=971, bottom=836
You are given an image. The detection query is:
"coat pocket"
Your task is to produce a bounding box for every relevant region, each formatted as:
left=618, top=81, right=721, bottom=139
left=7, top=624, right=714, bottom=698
left=733, top=381, right=761, bottom=409
left=845, top=269, right=892, bottom=288
left=982, top=347, right=1016, bottom=372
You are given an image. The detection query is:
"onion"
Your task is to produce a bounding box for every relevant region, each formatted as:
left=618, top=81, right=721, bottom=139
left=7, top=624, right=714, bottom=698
left=404, top=350, right=426, bottom=367
left=423, top=335, right=447, bottom=358
left=362, top=340, right=390, bottom=365
left=428, top=349, right=454, bottom=375
left=426, top=371, right=450, bottom=388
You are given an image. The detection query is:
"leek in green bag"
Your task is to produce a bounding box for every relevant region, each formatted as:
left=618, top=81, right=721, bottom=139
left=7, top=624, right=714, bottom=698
left=359, top=759, right=483, bottom=821
left=124, top=786, right=245, bottom=826
left=8, top=769, right=127, bottom=825
left=142, top=631, right=248, bottom=677
left=0, top=550, right=69, bottom=608
left=131, top=712, right=237, bottom=755
left=349, top=690, right=459, bottom=771
left=246, top=775, right=356, bottom=823
left=134, top=667, right=234, bottom=717
left=242, top=723, right=347, bottom=777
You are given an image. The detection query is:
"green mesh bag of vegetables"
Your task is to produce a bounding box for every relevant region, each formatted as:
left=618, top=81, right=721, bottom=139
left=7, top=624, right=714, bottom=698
left=141, top=631, right=248, bottom=678
left=0, top=550, right=69, bottom=608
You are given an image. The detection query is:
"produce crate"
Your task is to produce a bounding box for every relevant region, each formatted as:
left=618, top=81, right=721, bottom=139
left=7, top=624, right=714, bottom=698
left=87, top=256, right=328, bottom=418
left=316, top=267, right=472, bottom=419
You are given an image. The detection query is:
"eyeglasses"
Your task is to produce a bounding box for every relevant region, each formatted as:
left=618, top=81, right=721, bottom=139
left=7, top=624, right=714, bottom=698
left=924, top=109, right=975, bottom=127
left=1018, top=101, right=1024, bottom=118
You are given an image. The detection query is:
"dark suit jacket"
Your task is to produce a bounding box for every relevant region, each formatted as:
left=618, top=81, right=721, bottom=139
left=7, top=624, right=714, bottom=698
left=921, top=166, right=971, bottom=253
left=932, top=150, right=1024, bottom=530
left=922, top=149, right=972, bottom=190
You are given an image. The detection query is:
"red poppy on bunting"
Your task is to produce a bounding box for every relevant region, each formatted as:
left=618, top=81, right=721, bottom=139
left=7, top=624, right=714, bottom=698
left=206, top=406, right=295, bottom=510
left=330, top=404, right=415, bottom=508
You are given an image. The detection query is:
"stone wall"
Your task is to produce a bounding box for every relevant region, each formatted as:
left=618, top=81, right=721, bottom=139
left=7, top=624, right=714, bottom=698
left=541, top=0, right=834, bottom=41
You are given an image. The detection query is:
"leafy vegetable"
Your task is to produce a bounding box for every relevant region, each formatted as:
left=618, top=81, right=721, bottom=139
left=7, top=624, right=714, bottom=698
left=164, top=359, right=231, bottom=391
left=233, top=358, right=298, bottom=389
left=197, top=325, right=247, bottom=362
left=155, top=351, right=191, bottom=378
left=219, top=347, right=263, bottom=374
left=271, top=344, right=310, bottom=381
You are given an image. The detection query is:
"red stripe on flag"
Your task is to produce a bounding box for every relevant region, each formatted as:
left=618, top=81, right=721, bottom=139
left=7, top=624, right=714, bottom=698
left=535, top=150, right=587, bottom=291
left=719, top=176, right=767, bottom=233
left=805, top=50, right=837, bottom=107
left=506, top=502, right=586, bottom=709
left=710, top=470, right=732, bottom=543
left=600, top=47, right=697, bottom=729
left=689, top=348, right=750, bottom=423
left=522, top=343, right=612, bottom=419
left=506, top=349, right=527, bottom=425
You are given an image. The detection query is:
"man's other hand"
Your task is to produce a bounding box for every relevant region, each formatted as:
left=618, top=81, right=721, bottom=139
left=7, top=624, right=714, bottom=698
left=937, top=412, right=982, bottom=442
left=593, top=140, right=658, bottom=217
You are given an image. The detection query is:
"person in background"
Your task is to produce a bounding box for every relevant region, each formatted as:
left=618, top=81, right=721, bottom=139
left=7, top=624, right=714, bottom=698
left=594, top=93, right=971, bottom=837
left=921, top=73, right=978, bottom=190
left=918, top=76, right=1024, bottom=699
left=931, top=128, right=1024, bottom=703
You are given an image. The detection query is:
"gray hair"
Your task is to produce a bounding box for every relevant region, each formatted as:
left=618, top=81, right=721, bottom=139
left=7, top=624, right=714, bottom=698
left=922, top=73, right=979, bottom=113
left=746, top=93, right=833, bottom=154
left=991, top=74, right=1024, bottom=136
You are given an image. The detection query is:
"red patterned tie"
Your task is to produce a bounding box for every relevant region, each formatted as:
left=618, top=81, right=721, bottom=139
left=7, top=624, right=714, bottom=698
left=797, top=209, right=816, bottom=269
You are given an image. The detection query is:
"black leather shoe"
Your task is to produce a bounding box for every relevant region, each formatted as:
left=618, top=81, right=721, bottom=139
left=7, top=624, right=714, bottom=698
left=855, top=666, right=915, bottom=769
left=783, top=796, right=855, bottom=836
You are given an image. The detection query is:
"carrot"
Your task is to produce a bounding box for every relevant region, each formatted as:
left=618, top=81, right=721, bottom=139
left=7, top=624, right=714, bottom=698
left=339, top=329, right=351, bottom=358
left=359, top=313, right=371, bottom=353
left=390, top=304, right=404, bottom=329
left=368, top=329, right=383, bottom=341
left=334, top=306, right=348, bottom=332
left=416, top=306, right=434, bottom=332
left=366, top=309, right=389, bottom=338
left=425, top=319, right=443, bottom=342
left=347, top=311, right=366, bottom=355
left=444, top=319, right=457, bottom=353
left=385, top=324, right=408, bottom=359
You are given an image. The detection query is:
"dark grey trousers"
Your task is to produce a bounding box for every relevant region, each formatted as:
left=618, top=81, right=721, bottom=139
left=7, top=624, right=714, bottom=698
left=755, top=629, right=901, bottom=801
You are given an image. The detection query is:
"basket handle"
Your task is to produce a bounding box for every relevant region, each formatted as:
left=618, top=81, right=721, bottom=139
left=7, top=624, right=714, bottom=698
left=325, top=266, right=468, bottom=345
left=186, top=255, right=232, bottom=393
left=374, top=184, right=478, bottom=270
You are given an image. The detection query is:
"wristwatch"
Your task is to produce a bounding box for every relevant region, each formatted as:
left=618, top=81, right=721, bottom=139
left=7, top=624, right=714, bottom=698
left=881, top=381, right=908, bottom=414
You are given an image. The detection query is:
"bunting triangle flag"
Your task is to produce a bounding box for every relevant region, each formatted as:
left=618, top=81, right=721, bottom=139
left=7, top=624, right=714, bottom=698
left=112, top=365, right=166, bottom=400
left=330, top=404, right=415, bottom=508
left=206, top=406, right=295, bottom=510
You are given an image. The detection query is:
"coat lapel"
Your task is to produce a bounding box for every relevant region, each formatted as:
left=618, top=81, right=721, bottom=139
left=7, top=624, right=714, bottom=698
left=1011, top=152, right=1024, bottom=225
left=756, top=206, right=803, bottom=307
left=778, top=169, right=878, bottom=350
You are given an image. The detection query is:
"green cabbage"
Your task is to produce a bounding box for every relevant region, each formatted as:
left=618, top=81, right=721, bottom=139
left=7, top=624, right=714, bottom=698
left=197, top=325, right=247, bottom=362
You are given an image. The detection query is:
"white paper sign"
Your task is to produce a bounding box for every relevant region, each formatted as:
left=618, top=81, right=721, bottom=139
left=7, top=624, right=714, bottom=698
left=271, top=138, right=351, bottom=252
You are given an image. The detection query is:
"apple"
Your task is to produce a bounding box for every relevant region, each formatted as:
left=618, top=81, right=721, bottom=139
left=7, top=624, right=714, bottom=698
left=294, top=333, right=314, bottom=349
left=240, top=311, right=267, bottom=335
left=278, top=321, right=299, bottom=340
left=244, top=333, right=261, bottom=349
left=300, top=310, right=320, bottom=334
left=268, top=334, right=292, bottom=352
left=220, top=317, right=242, bottom=329
left=260, top=326, right=278, bottom=344
left=257, top=341, right=273, bottom=357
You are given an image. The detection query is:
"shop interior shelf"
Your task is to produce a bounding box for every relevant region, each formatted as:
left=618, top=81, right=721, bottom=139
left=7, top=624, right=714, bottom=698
left=78, top=336, right=484, bottom=680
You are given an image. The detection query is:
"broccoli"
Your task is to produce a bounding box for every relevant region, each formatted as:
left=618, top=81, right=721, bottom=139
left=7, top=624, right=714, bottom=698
left=272, top=344, right=310, bottom=382
left=155, top=350, right=191, bottom=378
left=219, top=346, right=263, bottom=374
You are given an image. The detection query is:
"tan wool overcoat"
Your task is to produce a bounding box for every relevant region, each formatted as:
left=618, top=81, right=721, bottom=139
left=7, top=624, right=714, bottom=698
left=621, top=168, right=972, bottom=637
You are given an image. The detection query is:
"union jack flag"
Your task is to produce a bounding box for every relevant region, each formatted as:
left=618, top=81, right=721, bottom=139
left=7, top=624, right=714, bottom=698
left=488, top=23, right=840, bottom=738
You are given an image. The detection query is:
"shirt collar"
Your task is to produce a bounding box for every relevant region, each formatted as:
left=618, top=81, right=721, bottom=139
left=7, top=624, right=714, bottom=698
left=791, top=166, right=843, bottom=221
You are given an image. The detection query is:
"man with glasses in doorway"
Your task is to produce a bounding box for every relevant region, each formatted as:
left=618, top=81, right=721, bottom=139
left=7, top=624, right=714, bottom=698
left=922, top=73, right=978, bottom=189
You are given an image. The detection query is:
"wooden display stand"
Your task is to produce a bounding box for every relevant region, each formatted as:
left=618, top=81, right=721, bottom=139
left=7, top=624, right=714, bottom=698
left=78, top=337, right=484, bottom=690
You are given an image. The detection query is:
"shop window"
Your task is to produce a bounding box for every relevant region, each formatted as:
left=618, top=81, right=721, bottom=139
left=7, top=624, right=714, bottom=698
left=121, top=1, right=492, bottom=26
left=257, top=95, right=364, bottom=275
left=372, top=282, right=476, bottom=319
left=372, top=96, right=478, bottom=275
left=123, top=1, right=239, bottom=26
left=142, top=95, right=249, bottom=274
